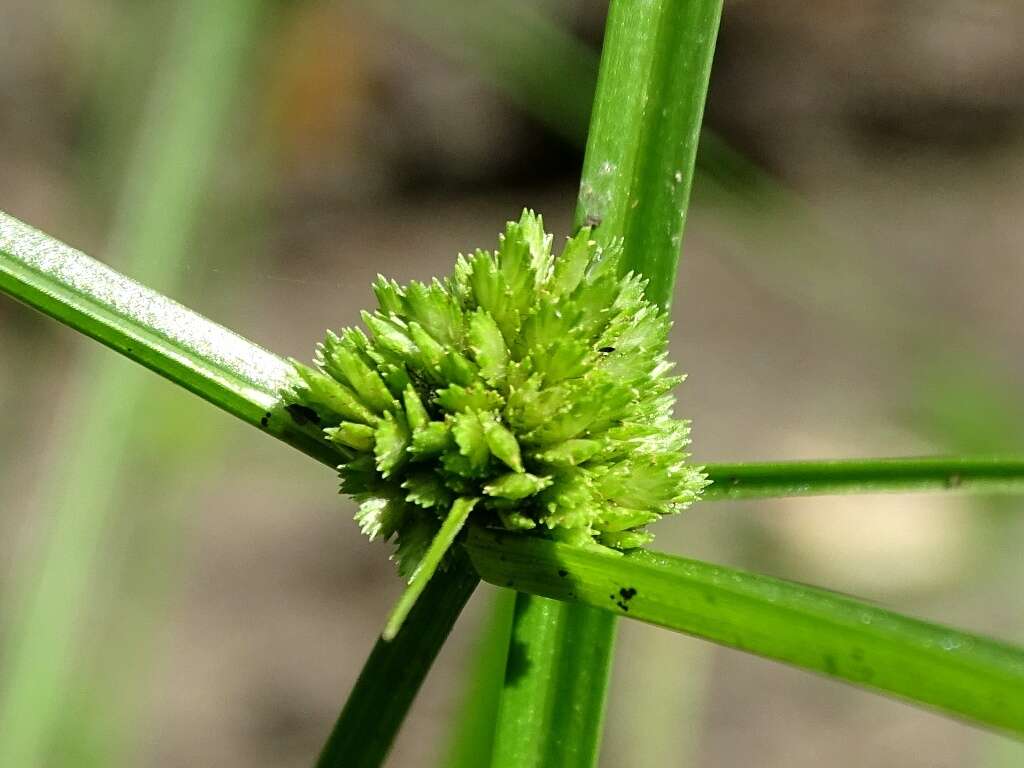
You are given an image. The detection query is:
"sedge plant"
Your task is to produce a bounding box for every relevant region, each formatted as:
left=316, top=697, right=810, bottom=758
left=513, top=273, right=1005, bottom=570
left=3, top=1, right=1024, bottom=767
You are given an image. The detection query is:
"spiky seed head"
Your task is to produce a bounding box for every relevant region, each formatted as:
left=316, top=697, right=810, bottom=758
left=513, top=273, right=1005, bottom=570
left=286, top=210, right=707, bottom=578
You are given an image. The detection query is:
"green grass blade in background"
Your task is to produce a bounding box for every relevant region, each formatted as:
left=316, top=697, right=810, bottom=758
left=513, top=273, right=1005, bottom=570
left=465, top=528, right=1024, bottom=737
left=702, top=457, right=1024, bottom=500
left=314, top=553, right=479, bottom=768
left=491, top=1, right=724, bottom=766
left=0, top=2, right=263, bottom=764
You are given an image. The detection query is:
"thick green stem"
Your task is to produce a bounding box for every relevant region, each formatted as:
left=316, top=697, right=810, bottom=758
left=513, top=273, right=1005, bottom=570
left=466, top=528, right=1024, bottom=737
left=576, top=0, right=723, bottom=308
left=490, top=597, right=616, bottom=766
left=491, top=2, right=723, bottom=767
left=441, top=589, right=517, bottom=768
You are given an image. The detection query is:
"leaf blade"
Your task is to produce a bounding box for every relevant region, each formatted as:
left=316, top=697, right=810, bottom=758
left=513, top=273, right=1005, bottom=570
left=466, top=528, right=1024, bottom=737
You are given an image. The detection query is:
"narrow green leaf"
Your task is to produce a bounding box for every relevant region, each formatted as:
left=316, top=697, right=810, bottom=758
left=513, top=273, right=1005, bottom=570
left=315, top=552, right=478, bottom=768
left=0, top=211, right=336, bottom=467
left=703, top=457, right=1024, bottom=500
left=383, top=497, right=479, bottom=641
left=466, top=528, right=1024, bottom=737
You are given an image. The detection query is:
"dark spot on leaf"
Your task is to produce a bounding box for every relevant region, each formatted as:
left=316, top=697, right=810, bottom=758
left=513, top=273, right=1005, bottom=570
left=609, top=594, right=616, bottom=601
left=619, top=587, right=637, bottom=601
left=285, top=403, right=321, bottom=426
left=558, top=569, right=569, bottom=578
left=504, top=638, right=530, bottom=684
left=616, top=601, right=629, bottom=612
left=598, top=346, right=615, bottom=354
left=260, top=412, right=271, bottom=428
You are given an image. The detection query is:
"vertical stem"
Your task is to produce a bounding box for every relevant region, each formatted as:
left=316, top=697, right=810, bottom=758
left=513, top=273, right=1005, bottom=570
left=491, top=1, right=722, bottom=766
left=441, top=588, right=516, bottom=768
left=491, top=597, right=616, bottom=767
left=577, top=0, right=723, bottom=308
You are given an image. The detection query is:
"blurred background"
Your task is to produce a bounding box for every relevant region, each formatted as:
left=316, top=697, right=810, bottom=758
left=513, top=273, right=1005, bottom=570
left=1, top=0, right=1024, bottom=766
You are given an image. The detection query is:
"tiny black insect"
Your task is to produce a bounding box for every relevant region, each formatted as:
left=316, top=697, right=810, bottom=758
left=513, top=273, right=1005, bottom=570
left=599, top=346, right=615, bottom=353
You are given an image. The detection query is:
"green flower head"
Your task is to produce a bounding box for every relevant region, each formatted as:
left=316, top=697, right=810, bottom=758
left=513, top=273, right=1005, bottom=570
left=286, top=210, right=706, bottom=637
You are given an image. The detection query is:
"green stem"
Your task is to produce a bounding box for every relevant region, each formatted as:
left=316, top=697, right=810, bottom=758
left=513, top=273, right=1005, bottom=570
left=441, top=589, right=516, bottom=768
left=702, top=456, right=1024, bottom=500
left=491, top=2, right=723, bottom=767
left=314, top=552, right=479, bottom=768
left=490, top=597, right=616, bottom=766
left=576, top=0, right=723, bottom=308
left=465, top=528, right=1024, bottom=737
